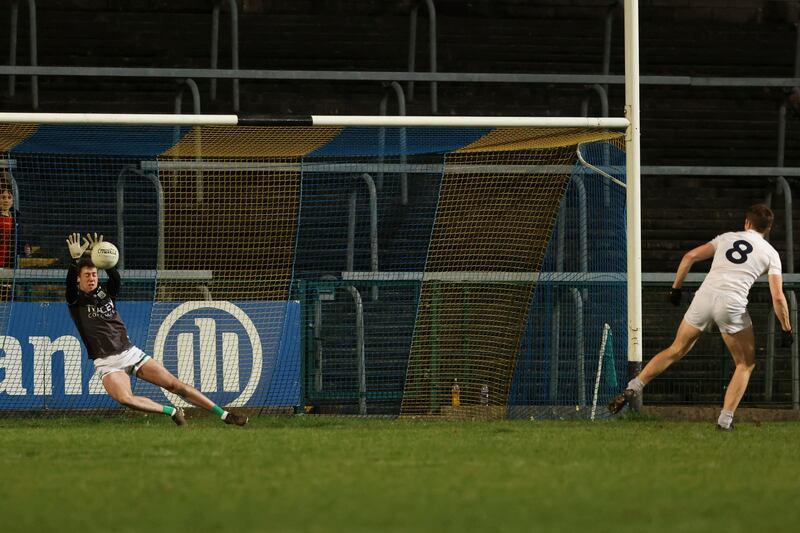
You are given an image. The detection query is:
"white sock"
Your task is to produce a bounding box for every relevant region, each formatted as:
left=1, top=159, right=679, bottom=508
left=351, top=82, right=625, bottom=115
left=626, top=377, right=645, bottom=394
left=718, top=410, right=734, bottom=429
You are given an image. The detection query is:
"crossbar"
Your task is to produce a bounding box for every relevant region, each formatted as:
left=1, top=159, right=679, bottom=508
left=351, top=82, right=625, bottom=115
left=0, top=112, right=629, bottom=129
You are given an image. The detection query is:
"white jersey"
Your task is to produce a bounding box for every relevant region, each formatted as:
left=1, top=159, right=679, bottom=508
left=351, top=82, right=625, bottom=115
left=699, top=229, right=782, bottom=303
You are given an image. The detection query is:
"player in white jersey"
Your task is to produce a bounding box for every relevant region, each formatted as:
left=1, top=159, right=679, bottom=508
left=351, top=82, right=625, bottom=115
left=608, top=204, right=793, bottom=430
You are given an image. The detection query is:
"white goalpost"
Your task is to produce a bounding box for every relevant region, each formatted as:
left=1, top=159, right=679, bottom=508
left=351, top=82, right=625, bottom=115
left=624, top=0, right=643, bottom=396
left=0, top=112, right=630, bottom=129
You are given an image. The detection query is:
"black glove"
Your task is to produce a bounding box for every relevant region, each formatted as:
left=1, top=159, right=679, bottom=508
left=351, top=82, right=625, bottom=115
left=669, top=287, right=682, bottom=307
left=781, top=329, right=794, bottom=348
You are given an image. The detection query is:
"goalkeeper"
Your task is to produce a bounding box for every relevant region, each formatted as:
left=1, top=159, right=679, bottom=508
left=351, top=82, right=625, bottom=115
left=65, top=232, right=248, bottom=427
left=608, top=204, right=793, bottom=430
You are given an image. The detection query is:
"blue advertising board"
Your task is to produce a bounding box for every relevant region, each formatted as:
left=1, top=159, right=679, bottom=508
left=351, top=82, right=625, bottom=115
left=0, top=301, right=300, bottom=410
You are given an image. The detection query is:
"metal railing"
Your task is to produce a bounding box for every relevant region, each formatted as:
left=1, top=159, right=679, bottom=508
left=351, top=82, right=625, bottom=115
left=301, top=279, right=367, bottom=415
left=6, top=0, right=38, bottom=109
left=407, top=0, right=437, bottom=114
left=762, top=91, right=797, bottom=406
left=378, top=81, right=408, bottom=205
left=581, top=84, right=609, bottom=118
left=345, top=285, right=367, bottom=415
left=116, top=165, right=164, bottom=271
left=346, top=173, right=379, bottom=301
left=5, top=65, right=800, bottom=87
left=795, top=20, right=800, bottom=79
left=174, top=78, right=201, bottom=114
left=581, top=1, right=619, bottom=117
left=210, top=0, right=240, bottom=112
left=547, top=163, right=613, bottom=406
left=763, top=177, right=796, bottom=405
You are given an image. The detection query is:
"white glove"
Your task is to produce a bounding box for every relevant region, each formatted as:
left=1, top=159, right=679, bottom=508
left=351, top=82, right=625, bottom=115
left=66, top=233, right=89, bottom=260
left=84, top=233, right=104, bottom=250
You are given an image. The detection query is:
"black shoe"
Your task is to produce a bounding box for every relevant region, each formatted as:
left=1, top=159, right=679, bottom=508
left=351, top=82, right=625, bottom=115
left=716, top=423, right=734, bottom=432
left=172, top=407, right=187, bottom=427
left=224, top=411, right=249, bottom=427
left=607, top=389, right=637, bottom=415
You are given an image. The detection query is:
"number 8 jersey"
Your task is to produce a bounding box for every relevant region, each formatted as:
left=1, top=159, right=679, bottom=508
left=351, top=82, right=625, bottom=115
left=702, top=229, right=782, bottom=302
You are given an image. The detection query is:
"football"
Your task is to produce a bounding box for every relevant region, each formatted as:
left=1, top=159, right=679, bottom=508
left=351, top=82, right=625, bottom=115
left=91, top=241, right=119, bottom=269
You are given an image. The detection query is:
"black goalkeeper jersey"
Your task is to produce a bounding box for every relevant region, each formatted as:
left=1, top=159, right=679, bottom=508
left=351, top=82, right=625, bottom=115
left=66, top=262, right=133, bottom=359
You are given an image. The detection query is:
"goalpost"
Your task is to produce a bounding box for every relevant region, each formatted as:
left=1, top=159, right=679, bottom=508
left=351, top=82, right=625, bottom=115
left=0, top=0, right=641, bottom=423
left=0, top=114, right=637, bottom=418
left=624, top=0, right=643, bottom=405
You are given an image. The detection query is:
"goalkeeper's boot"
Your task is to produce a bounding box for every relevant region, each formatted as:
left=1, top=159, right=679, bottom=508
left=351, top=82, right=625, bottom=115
left=224, top=411, right=249, bottom=427
left=716, top=423, right=734, bottom=432
left=172, top=407, right=187, bottom=427
left=607, top=389, right=637, bottom=415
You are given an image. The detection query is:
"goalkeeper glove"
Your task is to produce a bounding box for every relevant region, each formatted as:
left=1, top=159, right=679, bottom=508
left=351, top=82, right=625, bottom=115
left=66, top=233, right=89, bottom=260
left=669, top=287, right=682, bottom=307
left=84, top=233, right=104, bottom=250
left=781, top=329, right=794, bottom=348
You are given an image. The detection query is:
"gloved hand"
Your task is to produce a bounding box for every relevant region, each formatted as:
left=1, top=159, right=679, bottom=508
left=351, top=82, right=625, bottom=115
left=84, top=233, right=104, bottom=250
left=781, top=329, right=794, bottom=348
left=669, top=287, right=682, bottom=307
left=66, top=233, right=89, bottom=260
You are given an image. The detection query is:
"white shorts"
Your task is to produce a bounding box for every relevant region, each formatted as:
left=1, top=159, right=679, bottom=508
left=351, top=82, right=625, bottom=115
left=93, top=346, right=152, bottom=380
left=683, top=289, right=752, bottom=334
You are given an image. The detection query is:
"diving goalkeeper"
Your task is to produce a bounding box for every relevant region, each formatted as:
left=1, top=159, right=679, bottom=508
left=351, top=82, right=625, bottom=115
left=65, top=232, right=248, bottom=427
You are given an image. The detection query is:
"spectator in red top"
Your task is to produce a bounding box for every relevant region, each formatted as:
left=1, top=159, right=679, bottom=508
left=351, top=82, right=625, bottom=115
left=0, top=170, right=32, bottom=269
left=0, top=171, right=32, bottom=300
left=0, top=172, right=15, bottom=301
left=0, top=186, right=14, bottom=268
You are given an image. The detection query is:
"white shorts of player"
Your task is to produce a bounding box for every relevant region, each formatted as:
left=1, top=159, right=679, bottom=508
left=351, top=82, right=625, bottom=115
left=683, top=289, right=752, bottom=334
left=93, top=346, right=152, bottom=380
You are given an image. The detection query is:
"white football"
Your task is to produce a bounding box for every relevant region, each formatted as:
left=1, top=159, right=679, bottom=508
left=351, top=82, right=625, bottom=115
left=91, top=241, right=119, bottom=270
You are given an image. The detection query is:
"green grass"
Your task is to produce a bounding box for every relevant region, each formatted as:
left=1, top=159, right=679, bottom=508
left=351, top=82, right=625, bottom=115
left=2, top=415, right=800, bottom=533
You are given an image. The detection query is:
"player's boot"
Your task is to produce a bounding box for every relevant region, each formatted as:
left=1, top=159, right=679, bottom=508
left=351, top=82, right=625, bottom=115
left=607, top=389, right=637, bottom=415
left=716, top=423, right=734, bottom=432
left=172, top=407, right=187, bottom=427
left=224, top=411, right=249, bottom=426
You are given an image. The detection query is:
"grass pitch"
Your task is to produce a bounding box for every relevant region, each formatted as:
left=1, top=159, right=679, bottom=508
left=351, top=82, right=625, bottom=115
left=1, top=414, right=799, bottom=533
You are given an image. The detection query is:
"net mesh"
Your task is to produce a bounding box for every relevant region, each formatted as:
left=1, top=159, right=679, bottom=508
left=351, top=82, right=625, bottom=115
left=509, top=138, right=627, bottom=420
left=0, top=122, right=626, bottom=417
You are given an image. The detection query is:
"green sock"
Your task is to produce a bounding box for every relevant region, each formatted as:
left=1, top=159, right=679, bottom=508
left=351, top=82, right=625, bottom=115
left=211, top=405, right=226, bottom=418
left=163, top=405, right=176, bottom=417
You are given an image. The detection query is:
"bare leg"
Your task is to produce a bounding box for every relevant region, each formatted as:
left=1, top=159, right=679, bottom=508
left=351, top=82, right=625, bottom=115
left=638, top=320, right=703, bottom=386
left=720, top=326, right=756, bottom=413
left=103, top=371, right=166, bottom=414
left=136, top=359, right=216, bottom=411
left=608, top=320, right=704, bottom=414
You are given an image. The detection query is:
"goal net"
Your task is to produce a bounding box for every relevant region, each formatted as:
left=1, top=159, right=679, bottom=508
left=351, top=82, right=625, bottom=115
left=0, top=116, right=627, bottom=418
